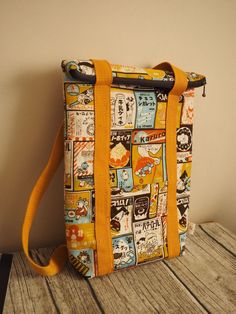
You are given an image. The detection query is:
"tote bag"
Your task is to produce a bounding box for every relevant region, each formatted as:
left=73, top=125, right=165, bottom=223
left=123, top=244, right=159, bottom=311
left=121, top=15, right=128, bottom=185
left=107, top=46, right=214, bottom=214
left=22, top=59, right=206, bottom=278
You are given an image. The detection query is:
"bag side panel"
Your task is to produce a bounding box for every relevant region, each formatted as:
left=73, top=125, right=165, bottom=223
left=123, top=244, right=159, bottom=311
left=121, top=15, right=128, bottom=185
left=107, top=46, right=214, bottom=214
left=63, top=72, right=195, bottom=277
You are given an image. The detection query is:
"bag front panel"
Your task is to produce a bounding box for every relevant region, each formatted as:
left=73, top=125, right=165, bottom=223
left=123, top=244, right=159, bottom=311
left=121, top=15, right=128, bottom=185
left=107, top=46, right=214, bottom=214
left=63, top=71, right=195, bottom=278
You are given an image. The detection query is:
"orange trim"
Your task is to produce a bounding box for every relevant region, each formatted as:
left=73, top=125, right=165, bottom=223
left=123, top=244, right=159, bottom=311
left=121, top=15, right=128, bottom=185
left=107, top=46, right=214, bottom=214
left=154, top=63, right=188, bottom=258
left=22, top=123, right=68, bottom=276
left=91, top=59, right=114, bottom=275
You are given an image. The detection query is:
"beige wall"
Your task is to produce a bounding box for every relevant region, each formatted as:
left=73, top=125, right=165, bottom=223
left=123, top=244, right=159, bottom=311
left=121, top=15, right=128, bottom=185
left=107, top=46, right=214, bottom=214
left=0, top=0, right=236, bottom=253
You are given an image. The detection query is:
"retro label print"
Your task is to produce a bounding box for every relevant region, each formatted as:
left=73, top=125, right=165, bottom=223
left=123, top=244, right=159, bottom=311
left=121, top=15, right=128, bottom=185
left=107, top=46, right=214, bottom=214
left=66, top=223, right=96, bottom=250
left=111, top=88, right=136, bottom=129
left=177, top=197, right=189, bottom=233
left=77, top=61, right=95, bottom=75
left=67, top=111, right=94, bottom=141
left=159, top=180, right=168, bottom=194
left=176, top=125, right=193, bottom=152
left=149, top=183, right=159, bottom=218
left=117, top=168, right=133, bottom=192
left=91, top=190, right=95, bottom=223
left=110, top=130, right=131, bottom=169
left=112, top=234, right=136, bottom=270
left=69, top=249, right=95, bottom=278
left=65, top=191, right=92, bottom=224
left=132, top=143, right=163, bottom=185
left=161, top=215, right=168, bottom=258
left=156, top=90, right=168, bottom=102
left=110, top=197, right=133, bottom=236
left=111, top=187, right=123, bottom=198
left=64, top=140, right=73, bottom=190
left=64, top=110, right=67, bottom=137
left=157, top=192, right=167, bottom=215
left=112, top=64, right=146, bottom=77
left=112, top=184, right=151, bottom=199
left=74, top=177, right=94, bottom=191
left=177, top=162, right=192, bottom=198
left=131, top=129, right=166, bottom=145
left=133, top=217, right=164, bottom=263
left=176, top=103, right=182, bottom=128
left=133, top=194, right=150, bottom=221
left=74, top=142, right=94, bottom=191
left=180, top=233, right=187, bottom=255
left=134, top=91, right=157, bottom=128
left=162, top=143, right=167, bottom=182
left=65, top=84, right=94, bottom=110
left=177, top=151, right=192, bottom=164
left=110, top=169, right=118, bottom=188
left=181, top=89, right=195, bottom=125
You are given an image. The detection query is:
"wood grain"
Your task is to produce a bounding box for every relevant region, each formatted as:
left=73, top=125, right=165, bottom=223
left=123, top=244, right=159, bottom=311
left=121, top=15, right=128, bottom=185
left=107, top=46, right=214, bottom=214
left=164, top=224, right=236, bottom=313
left=3, top=250, right=101, bottom=314
left=90, top=261, right=207, bottom=313
left=200, top=222, right=236, bottom=255
left=3, top=223, right=236, bottom=314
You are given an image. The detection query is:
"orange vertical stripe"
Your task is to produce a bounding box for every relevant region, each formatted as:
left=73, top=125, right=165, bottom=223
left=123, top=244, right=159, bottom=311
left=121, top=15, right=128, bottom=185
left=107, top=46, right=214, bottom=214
left=91, top=59, right=114, bottom=275
left=154, top=63, right=188, bottom=258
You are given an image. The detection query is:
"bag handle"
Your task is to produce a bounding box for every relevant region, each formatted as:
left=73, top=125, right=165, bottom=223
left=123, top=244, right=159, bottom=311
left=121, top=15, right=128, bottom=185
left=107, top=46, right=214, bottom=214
left=22, top=122, right=68, bottom=276
left=153, top=62, right=188, bottom=258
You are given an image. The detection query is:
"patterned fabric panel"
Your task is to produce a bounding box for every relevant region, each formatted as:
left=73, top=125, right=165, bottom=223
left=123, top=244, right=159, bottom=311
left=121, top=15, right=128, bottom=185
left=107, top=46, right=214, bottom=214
left=62, top=59, right=205, bottom=84
left=63, top=71, right=195, bottom=278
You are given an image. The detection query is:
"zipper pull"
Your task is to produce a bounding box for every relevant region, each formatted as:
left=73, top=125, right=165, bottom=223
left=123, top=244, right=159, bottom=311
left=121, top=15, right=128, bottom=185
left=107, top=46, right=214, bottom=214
left=202, top=84, right=206, bottom=97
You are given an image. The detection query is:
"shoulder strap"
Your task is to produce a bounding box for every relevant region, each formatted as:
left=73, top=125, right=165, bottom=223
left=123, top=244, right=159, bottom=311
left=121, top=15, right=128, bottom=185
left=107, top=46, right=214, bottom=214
left=22, top=122, right=68, bottom=276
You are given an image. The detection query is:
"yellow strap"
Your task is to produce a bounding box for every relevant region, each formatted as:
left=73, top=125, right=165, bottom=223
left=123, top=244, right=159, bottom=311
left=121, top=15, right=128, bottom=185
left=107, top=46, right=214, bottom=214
left=91, top=59, right=114, bottom=275
left=154, top=62, right=188, bottom=258
left=22, top=123, right=68, bottom=276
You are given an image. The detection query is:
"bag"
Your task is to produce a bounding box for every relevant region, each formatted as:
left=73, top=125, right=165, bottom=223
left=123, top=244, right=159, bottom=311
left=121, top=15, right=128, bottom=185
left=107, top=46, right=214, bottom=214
left=22, top=59, right=206, bottom=277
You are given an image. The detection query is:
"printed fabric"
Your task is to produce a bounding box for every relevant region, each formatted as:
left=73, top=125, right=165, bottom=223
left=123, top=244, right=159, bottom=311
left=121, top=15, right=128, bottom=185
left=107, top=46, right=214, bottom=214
left=63, top=60, right=197, bottom=278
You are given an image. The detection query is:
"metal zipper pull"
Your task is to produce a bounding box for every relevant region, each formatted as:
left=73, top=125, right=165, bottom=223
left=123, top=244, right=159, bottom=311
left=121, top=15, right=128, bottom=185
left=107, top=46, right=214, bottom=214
left=202, top=84, right=206, bottom=97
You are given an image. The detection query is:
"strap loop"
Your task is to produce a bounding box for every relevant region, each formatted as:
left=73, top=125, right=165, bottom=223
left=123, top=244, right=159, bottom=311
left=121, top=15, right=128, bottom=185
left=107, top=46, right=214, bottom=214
left=92, top=59, right=113, bottom=85
left=22, top=123, right=68, bottom=276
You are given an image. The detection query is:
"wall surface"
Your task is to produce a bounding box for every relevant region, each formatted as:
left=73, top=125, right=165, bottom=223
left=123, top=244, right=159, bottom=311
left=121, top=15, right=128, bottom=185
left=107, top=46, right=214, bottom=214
left=0, top=0, right=236, bottom=252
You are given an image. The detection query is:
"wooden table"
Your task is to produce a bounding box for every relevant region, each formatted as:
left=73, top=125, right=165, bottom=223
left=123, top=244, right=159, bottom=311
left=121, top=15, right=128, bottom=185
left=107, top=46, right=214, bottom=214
left=1, top=222, right=236, bottom=313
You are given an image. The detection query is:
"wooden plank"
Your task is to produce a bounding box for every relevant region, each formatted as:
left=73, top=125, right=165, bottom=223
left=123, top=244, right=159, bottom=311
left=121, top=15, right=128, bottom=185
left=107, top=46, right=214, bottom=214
left=90, top=261, right=207, bottom=313
left=3, top=249, right=101, bottom=314
left=164, top=224, right=236, bottom=313
left=3, top=223, right=236, bottom=313
left=199, top=222, right=236, bottom=255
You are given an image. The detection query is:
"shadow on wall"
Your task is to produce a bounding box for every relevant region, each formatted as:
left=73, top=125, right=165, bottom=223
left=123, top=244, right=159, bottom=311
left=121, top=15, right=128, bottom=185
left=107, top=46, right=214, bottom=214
left=0, top=68, right=66, bottom=253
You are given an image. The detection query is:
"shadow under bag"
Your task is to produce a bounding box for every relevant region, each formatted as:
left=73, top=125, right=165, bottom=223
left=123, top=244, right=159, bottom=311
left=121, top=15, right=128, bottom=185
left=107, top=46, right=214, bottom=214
left=22, top=59, right=206, bottom=277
